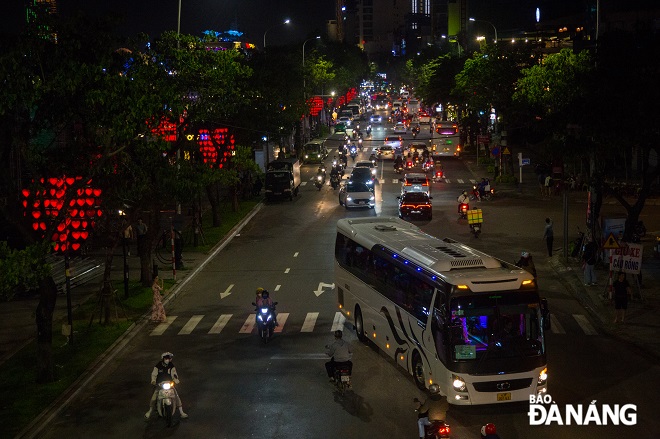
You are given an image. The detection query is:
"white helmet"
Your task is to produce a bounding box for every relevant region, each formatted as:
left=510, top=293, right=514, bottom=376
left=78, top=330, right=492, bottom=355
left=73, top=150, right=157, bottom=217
left=161, top=352, right=174, bottom=359
left=521, top=251, right=529, bottom=258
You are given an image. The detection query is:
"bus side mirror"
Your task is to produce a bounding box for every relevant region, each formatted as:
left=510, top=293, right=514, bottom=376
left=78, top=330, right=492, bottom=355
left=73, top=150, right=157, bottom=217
left=540, top=298, right=551, bottom=331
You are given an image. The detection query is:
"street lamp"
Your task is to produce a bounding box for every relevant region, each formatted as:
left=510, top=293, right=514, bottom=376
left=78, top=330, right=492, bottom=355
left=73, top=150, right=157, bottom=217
left=469, top=17, right=498, bottom=44
left=302, top=36, right=321, bottom=98
left=263, top=18, right=291, bottom=49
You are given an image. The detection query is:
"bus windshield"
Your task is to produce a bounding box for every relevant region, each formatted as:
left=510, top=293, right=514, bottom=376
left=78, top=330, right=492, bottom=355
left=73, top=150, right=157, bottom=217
left=447, top=292, right=544, bottom=362
left=305, top=144, right=321, bottom=153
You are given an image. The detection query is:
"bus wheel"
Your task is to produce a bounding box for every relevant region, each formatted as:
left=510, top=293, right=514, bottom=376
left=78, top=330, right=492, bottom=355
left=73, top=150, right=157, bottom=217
left=412, top=352, right=426, bottom=390
left=354, top=307, right=366, bottom=342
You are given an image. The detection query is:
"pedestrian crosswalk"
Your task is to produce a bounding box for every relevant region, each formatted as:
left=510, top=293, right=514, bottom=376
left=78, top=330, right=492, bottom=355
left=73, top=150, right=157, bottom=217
left=149, top=311, right=596, bottom=336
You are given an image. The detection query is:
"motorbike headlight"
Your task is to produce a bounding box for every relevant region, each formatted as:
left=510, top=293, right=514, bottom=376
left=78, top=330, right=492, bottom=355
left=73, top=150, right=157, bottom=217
left=371, top=169, right=376, bottom=175
left=257, top=314, right=263, bottom=321
left=261, top=308, right=269, bottom=313
left=452, top=374, right=467, bottom=392
left=162, top=382, right=172, bottom=390
left=346, top=196, right=352, bottom=201
left=369, top=195, right=375, bottom=201
left=317, top=176, right=322, bottom=181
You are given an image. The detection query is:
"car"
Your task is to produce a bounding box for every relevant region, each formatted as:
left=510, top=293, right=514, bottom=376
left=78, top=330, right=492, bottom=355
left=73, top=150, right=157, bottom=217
left=400, top=172, right=431, bottom=196
left=398, top=191, right=432, bottom=220
left=349, top=167, right=376, bottom=185
left=418, top=111, right=431, bottom=124
left=334, top=123, right=347, bottom=134
left=393, top=122, right=407, bottom=134
left=370, top=114, right=383, bottom=124
left=377, top=145, right=395, bottom=160
left=406, top=141, right=428, bottom=156
left=338, top=181, right=375, bottom=208
left=384, top=135, right=403, bottom=152
left=338, top=116, right=352, bottom=127
left=354, top=160, right=377, bottom=177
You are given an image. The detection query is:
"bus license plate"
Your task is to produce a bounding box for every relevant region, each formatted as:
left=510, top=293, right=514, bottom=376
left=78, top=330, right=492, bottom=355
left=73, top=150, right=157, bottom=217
left=497, top=393, right=511, bottom=401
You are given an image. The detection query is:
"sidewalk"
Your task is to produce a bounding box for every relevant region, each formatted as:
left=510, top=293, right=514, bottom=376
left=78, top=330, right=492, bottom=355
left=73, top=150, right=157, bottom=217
left=462, top=145, right=660, bottom=359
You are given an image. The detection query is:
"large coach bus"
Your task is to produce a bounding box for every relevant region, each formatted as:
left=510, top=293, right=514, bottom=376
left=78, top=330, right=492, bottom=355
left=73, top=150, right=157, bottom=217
left=335, top=217, right=549, bottom=405
left=433, top=120, right=461, bottom=157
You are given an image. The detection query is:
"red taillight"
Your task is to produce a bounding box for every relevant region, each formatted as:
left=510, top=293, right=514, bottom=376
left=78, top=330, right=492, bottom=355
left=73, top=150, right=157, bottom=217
left=439, top=425, right=450, bottom=435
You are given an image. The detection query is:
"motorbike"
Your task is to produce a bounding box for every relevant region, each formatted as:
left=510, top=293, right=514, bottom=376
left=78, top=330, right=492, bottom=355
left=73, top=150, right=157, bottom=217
left=423, top=420, right=451, bottom=439
left=404, top=159, right=415, bottom=171
left=156, top=381, right=177, bottom=427
left=252, top=301, right=278, bottom=343
left=369, top=154, right=377, bottom=166
left=570, top=226, right=585, bottom=257
left=357, top=137, right=363, bottom=149
left=632, top=220, right=646, bottom=243
left=394, top=162, right=404, bottom=174
left=366, top=125, right=372, bottom=138
left=433, top=168, right=444, bottom=182
left=330, top=173, right=340, bottom=189
left=350, top=147, right=357, bottom=161
left=333, top=363, right=352, bottom=395
left=315, top=173, right=325, bottom=190
left=470, top=223, right=482, bottom=238
left=471, top=185, right=482, bottom=201
left=458, top=202, right=469, bottom=219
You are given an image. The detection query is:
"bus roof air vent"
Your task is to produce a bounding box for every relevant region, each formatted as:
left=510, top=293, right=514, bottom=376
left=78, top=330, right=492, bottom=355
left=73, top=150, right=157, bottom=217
left=374, top=224, right=397, bottom=232
left=434, top=245, right=466, bottom=258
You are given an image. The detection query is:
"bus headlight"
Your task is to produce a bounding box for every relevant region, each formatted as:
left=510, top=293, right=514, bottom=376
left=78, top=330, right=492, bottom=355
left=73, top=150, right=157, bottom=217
left=538, top=367, right=548, bottom=386
left=452, top=374, right=467, bottom=392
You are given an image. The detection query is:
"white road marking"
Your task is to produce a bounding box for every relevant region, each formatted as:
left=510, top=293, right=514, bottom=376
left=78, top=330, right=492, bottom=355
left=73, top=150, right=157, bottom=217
left=331, top=312, right=346, bottom=332
left=573, top=314, right=598, bottom=335
left=150, top=316, right=177, bottom=336
left=273, top=313, right=289, bottom=333
left=284, top=268, right=290, bottom=273
left=220, top=284, right=233, bottom=299
left=549, top=315, right=565, bottom=334
left=301, top=312, right=319, bottom=332
left=469, top=179, right=477, bottom=184
left=274, top=285, right=281, bottom=291
left=208, top=314, right=232, bottom=334
left=456, top=179, right=465, bottom=184
left=239, top=314, right=256, bottom=333
left=293, top=252, right=299, bottom=257
left=313, top=282, right=335, bottom=297
left=178, top=315, right=204, bottom=335
left=301, top=182, right=308, bottom=186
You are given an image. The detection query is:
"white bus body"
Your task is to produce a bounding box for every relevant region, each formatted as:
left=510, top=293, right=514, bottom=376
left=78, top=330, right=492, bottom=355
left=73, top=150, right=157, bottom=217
left=335, top=217, right=548, bottom=405
left=433, top=121, right=461, bottom=157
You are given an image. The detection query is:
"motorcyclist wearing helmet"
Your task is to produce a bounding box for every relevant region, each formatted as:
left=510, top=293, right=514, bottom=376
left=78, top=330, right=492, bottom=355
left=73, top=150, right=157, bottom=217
left=255, top=288, right=278, bottom=326
left=324, top=330, right=353, bottom=381
left=457, top=190, right=470, bottom=213
left=414, top=384, right=449, bottom=439
left=515, top=251, right=537, bottom=279
left=481, top=423, right=501, bottom=439
left=145, top=352, right=188, bottom=420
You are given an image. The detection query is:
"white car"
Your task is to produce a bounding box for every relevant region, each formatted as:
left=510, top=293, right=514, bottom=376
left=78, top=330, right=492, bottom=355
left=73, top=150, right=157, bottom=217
left=377, top=145, right=395, bottom=160
left=400, top=173, right=431, bottom=196
left=370, top=114, right=383, bottom=124
left=338, top=116, right=352, bottom=127
left=393, top=122, right=407, bottom=134
left=354, top=160, right=377, bottom=176
left=338, top=181, right=375, bottom=208
left=384, top=135, right=403, bottom=153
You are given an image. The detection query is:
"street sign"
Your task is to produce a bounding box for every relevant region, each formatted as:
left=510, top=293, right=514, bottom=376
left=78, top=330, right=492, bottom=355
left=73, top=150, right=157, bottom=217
left=477, top=135, right=490, bottom=144
left=602, top=233, right=620, bottom=249
left=522, top=158, right=530, bottom=165
left=503, top=147, right=511, bottom=155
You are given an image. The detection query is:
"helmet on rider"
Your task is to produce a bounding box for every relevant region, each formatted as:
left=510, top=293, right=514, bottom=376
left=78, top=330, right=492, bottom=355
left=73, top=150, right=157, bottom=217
left=428, top=383, right=440, bottom=394
left=462, top=190, right=468, bottom=196
left=481, top=423, right=497, bottom=436
left=261, top=290, right=270, bottom=299
left=161, top=352, right=173, bottom=364
left=521, top=251, right=530, bottom=258
left=256, top=287, right=264, bottom=295
left=334, top=330, right=343, bottom=339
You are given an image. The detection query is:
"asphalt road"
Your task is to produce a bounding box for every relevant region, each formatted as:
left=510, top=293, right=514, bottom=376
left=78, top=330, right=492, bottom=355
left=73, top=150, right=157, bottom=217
left=38, top=115, right=660, bottom=439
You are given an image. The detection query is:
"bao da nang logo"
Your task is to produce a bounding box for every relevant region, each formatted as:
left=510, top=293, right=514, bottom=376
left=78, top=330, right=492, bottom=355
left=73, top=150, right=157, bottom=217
left=528, top=394, right=637, bottom=426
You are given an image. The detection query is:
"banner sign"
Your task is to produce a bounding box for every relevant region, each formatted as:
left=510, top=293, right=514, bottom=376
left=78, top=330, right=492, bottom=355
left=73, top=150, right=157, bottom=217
left=610, top=243, right=643, bottom=274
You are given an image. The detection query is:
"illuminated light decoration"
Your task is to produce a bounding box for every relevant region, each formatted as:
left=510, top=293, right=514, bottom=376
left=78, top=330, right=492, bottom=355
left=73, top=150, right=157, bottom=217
left=149, top=116, right=178, bottom=142
left=21, top=176, right=102, bottom=254
left=307, top=96, right=324, bottom=117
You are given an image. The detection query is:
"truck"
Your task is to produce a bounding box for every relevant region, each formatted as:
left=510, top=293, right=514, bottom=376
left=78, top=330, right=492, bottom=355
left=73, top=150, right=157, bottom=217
left=265, top=157, right=301, bottom=201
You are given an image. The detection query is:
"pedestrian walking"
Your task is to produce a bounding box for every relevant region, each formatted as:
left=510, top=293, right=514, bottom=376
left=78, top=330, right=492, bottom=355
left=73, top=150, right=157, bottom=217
left=151, top=276, right=166, bottom=323
left=612, top=272, right=632, bottom=324
left=542, top=218, right=554, bottom=257
left=544, top=175, right=553, bottom=197
left=582, top=239, right=598, bottom=286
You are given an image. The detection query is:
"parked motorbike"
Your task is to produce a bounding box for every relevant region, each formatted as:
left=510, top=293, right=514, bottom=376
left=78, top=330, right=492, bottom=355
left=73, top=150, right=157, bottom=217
left=252, top=301, right=278, bottom=343
left=156, top=381, right=177, bottom=427
left=333, top=363, right=352, bottom=395
left=570, top=226, right=585, bottom=257
left=632, top=221, right=646, bottom=243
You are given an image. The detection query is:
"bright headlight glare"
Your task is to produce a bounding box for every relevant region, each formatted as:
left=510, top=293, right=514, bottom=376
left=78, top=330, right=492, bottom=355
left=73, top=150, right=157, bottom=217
left=452, top=374, right=467, bottom=392
left=347, top=196, right=352, bottom=201
left=162, top=382, right=172, bottom=390
left=538, top=367, right=548, bottom=384
left=369, top=195, right=375, bottom=201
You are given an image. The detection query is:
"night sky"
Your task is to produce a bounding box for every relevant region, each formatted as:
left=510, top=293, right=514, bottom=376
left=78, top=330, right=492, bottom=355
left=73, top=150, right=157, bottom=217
left=5, top=0, right=336, bottom=46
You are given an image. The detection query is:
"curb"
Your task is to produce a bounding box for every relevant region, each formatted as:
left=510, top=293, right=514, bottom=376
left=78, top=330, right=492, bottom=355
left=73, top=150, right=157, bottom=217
left=15, top=202, right=264, bottom=439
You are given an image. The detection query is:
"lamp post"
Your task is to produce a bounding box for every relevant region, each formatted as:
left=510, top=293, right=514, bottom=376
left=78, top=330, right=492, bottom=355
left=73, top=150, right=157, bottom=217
left=263, top=19, right=291, bottom=49
left=177, top=0, right=182, bottom=49
left=302, top=36, right=321, bottom=99
left=469, top=17, right=498, bottom=44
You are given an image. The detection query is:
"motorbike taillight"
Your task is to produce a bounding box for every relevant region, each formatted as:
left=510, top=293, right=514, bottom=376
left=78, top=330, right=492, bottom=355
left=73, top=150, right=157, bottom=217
left=438, top=425, right=450, bottom=436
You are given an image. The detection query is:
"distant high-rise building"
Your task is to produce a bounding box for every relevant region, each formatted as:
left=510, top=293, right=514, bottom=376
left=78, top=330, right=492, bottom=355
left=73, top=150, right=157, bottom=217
left=26, top=0, right=58, bottom=41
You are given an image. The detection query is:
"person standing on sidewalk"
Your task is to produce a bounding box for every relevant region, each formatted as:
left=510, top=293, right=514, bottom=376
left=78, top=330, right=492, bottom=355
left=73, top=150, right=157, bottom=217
left=122, top=220, right=134, bottom=256
left=582, top=239, right=598, bottom=286
left=542, top=218, right=554, bottom=257
left=151, top=276, right=166, bottom=323
left=612, top=272, right=632, bottom=324
left=135, top=218, right=148, bottom=256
